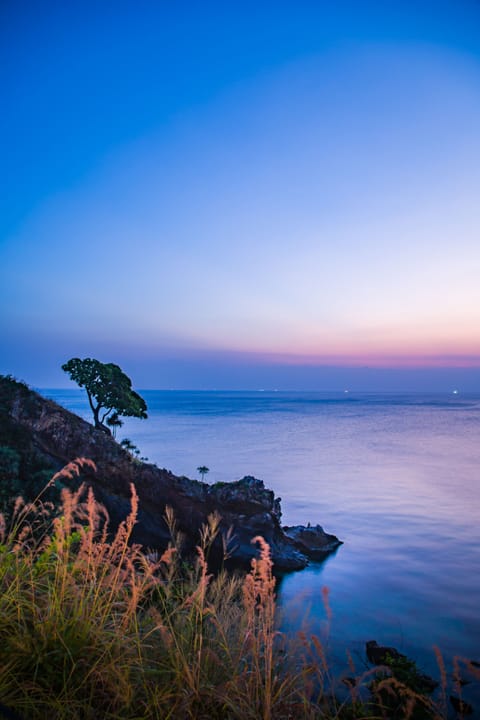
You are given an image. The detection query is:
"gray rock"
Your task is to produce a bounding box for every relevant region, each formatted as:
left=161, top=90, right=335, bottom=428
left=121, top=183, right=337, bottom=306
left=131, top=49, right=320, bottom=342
left=283, top=523, right=342, bottom=560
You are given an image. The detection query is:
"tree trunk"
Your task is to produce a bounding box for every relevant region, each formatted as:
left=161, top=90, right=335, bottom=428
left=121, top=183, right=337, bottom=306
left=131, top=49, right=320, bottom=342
left=90, top=399, right=111, bottom=435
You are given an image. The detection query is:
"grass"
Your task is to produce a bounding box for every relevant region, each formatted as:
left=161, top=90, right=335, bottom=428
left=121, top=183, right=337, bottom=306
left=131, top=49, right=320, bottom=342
left=0, top=459, right=478, bottom=719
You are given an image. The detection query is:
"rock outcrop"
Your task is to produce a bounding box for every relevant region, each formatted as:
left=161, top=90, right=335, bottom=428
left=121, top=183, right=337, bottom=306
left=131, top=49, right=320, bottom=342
left=366, top=641, right=438, bottom=693
left=283, top=524, right=342, bottom=560
left=0, top=376, right=342, bottom=571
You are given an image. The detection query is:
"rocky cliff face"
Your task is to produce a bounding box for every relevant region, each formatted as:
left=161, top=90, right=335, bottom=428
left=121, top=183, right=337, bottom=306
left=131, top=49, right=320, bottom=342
left=0, top=376, right=341, bottom=571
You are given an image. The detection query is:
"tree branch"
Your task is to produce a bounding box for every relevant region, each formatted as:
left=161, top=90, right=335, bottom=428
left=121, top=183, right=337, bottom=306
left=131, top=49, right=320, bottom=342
left=101, top=407, right=113, bottom=423
left=86, top=389, right=96, bottom=414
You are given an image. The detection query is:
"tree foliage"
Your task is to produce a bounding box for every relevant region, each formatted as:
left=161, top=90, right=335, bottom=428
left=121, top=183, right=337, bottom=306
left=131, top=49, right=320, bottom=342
left=61, top=358, right=147, bottom=432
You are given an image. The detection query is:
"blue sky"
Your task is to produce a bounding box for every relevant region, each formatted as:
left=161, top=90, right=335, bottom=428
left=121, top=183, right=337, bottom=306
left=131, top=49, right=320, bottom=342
left=2, top=1, right=480, bottom=390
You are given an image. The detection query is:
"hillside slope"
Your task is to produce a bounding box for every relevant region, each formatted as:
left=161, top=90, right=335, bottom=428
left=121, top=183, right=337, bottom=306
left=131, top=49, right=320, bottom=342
left=0, top=376, right=341, bottom=570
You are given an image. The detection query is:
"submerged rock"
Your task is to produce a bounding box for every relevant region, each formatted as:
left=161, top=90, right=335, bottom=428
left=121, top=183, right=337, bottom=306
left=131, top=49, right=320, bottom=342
left=0, top=375, right=342, bottom=572
left=366, top=640, right=405, bottom=665
left=366, top=640, right=438, bottom=693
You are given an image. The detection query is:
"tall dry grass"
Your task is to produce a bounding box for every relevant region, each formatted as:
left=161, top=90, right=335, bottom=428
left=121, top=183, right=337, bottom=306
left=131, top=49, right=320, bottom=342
left=0, top=459, right=476, bottom=719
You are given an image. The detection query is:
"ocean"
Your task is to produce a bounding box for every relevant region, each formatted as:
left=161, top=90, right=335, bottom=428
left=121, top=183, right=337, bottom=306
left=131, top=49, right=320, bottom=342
left=45, top=389, right=480, bottom=691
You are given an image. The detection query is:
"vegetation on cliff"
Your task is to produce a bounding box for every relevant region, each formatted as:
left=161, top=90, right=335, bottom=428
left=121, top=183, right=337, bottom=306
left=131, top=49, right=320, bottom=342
left=0, top=376, right=59, bottom=514
left=0, top=460, right=475, bottom=720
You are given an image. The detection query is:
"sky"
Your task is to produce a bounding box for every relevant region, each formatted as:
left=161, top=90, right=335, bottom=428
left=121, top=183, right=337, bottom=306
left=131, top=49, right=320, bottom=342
left=1, top=0, right=480, bottom=390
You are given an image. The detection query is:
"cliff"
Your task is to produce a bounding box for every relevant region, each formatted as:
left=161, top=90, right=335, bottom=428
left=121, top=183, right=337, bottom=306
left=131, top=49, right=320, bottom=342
left=0, top=376, right=341, bottom=571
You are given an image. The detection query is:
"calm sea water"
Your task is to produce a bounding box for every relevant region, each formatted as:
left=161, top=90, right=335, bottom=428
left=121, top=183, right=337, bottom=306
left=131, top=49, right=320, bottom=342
left=45, top=389, right=480, bottom=690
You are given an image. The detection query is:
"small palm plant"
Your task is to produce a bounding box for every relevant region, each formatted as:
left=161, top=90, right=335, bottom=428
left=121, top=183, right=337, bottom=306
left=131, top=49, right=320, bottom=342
left=107, top=411, right=123, bottom=438
left=197, top=465, right=210, bottom=481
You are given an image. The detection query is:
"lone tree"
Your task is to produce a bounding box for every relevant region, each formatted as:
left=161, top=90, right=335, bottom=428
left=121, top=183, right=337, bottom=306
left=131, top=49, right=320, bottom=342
left=62, top=358, right=147, bottom=433
left=197, top=465, right=210, bottom=481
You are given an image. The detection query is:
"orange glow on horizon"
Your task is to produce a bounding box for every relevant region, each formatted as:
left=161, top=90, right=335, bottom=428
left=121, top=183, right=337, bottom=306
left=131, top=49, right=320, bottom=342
left=246, top=350, right=480, bottom=369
